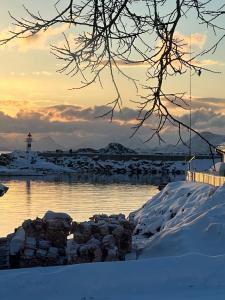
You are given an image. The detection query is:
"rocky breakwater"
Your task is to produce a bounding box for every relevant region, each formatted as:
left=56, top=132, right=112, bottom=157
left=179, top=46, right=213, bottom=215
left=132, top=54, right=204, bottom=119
left=7, top=211, right=134, bottom=268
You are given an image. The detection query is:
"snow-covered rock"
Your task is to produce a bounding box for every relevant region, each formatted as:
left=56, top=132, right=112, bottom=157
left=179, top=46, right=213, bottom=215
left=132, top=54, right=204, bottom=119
left=130, top=181, right=225, bottom=258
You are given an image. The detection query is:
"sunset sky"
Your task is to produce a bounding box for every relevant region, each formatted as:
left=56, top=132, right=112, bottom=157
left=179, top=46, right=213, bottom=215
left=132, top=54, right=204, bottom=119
left=0, top=1, right=224, bottom=149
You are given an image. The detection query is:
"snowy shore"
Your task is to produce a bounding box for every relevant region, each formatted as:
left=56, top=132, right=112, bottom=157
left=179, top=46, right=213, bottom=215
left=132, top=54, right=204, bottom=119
left=1, top=180, right=225, bottom=299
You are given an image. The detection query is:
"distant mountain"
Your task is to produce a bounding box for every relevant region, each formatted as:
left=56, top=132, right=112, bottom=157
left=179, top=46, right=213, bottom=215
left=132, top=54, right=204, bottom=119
left=99, top=143, right=137, bottom=155
left=75, top=148, right=98, bottom=154
left=153, top=131, right=225, bottom=154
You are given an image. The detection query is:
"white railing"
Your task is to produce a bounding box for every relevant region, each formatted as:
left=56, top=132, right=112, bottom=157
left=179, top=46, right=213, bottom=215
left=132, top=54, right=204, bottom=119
left=186, top=171, right=225, bottom=187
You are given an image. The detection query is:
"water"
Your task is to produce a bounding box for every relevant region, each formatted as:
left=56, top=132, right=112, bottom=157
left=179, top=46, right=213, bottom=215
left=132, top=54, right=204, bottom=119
left=0, top=174, right=183, bottom=237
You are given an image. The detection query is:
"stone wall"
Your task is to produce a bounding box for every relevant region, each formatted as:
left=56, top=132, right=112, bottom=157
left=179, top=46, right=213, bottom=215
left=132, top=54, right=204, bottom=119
left=8, top=211, right=134, bottom=269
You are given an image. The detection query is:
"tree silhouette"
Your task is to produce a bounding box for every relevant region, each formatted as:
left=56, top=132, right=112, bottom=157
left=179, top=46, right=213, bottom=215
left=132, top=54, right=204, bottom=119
left=1, top=0, right=224, bottom=150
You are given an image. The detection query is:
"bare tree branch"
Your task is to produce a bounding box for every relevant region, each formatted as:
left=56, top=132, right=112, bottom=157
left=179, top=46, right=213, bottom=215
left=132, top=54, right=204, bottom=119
left=1, top=0, right=224, bottom=150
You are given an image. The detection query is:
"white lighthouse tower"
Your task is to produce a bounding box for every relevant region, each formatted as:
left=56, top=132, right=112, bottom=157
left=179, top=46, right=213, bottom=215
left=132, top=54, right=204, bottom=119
left=26, top=132, right=32, bottom=153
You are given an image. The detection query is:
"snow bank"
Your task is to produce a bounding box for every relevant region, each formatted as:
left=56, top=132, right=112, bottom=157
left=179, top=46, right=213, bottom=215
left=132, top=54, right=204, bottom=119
left=131, top=181, right=225, bottom=258
left=1, top=253, right=225, bottom=299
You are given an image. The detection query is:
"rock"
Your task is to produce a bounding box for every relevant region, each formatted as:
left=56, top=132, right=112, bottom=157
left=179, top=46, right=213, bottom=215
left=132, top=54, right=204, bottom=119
left=33, top=218, right=44, bottom=231
left=0, top=183, right=8, bottom=197
left=90, top=214, right=109, bottom=223
left=36, top=249, right=47, bottom=259
left=39, top=239, right=50, bottom=250
left=73, top=222, right=92, bottom=244
left=119, top=230, right=132, bottom=253
left=87, top=238, right=102, bottom=262
left=112, top=225, right=124, bottom=239
left=8, top=212, right=134, bottom=268
left=104, top=246, right=118, bottom=261
left=43, top=211, right=72, bottom=232
left=25, top=237, right=36, bottom=250
left=47, top=247, right=59, bottom=259
left=22, top=219, right=34, bottom=235
left=98, top=224, right=109, bottom=236
left=102, top=235, right=116, bottom=249
left=9, top=227, right=25, bottom=255
left=77, top=244, right=91, bottom=263
left=67, top=240, right=79, bottom=264
left=46, top=230, right=67, bottom=248
left=23, top=248, right=35, bottom=258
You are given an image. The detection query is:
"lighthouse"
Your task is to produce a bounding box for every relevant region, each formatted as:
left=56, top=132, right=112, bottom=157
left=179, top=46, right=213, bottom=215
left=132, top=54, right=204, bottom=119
left=26, top=132, right=32, bottom=153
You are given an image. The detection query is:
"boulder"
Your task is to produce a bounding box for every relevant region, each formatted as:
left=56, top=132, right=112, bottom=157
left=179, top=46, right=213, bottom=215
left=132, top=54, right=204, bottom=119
left=9, top=227, right=25, bottom=255
left=43, top=211, right=72, bottom=232
left=39, top=239, right=51, bottom=250
left=47, top=247, right=59, bottom=259
left=25, top=237, right=36, bottom=250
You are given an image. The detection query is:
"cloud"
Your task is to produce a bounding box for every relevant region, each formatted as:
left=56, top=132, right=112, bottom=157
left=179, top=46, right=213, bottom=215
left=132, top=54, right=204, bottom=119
left=165, top=96, right=225, bottom=115
left=0, top=101, right=225, bottom=149
left=32, top=71, right=52, bottom=76
left=175, top=32, right=207, bottom=50
left=178, top=109, right=225, bottom=131
left=0, top=24, right=69, bottom=52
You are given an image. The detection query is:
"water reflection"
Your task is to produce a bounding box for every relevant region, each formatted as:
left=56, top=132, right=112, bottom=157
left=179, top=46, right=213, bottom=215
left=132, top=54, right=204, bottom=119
left=0, top=174, right=184, bottom=237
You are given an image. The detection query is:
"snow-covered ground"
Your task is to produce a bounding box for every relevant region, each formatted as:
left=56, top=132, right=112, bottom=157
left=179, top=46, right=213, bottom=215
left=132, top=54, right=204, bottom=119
left=0, top=151, right=75, bottom=175
left=1, top=181, right=225, bottom=299
left=1, top=253, right=225, bottom=300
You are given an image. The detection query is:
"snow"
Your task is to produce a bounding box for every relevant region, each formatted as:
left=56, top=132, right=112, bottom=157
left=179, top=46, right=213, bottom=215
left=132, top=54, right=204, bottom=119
left=2, top=181, right=225, bottom=298
left=131, top=181, right=225, bottom=258
left=0, top=151, right=75, bottom=175
left=1, top=253, right=225, bottom=299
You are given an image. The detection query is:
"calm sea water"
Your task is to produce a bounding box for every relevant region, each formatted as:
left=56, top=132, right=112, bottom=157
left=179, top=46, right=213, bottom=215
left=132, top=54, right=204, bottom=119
left=0, top=174, right=183, bottom=237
